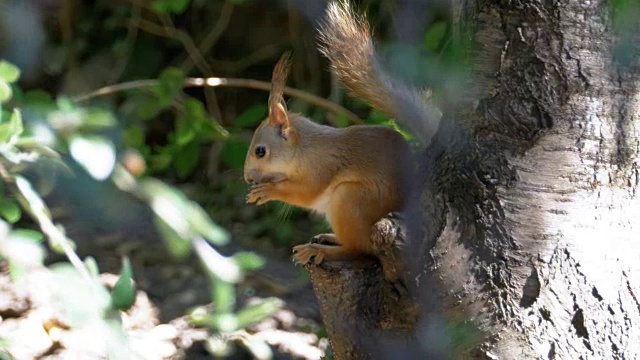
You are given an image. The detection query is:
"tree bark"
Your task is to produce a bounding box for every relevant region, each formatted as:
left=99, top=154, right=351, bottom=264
left=306, top=0, right=640, bottom=358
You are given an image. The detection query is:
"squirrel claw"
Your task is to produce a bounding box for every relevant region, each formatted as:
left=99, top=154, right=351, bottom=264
left=246, top=183, right=272, bottom=205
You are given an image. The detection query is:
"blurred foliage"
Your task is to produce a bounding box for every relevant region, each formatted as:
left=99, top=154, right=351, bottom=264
left=0, top=0, right=463, bottom=358
left=0, top=59, right=276, bottom=358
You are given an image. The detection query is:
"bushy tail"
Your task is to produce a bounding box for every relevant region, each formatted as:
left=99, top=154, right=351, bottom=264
left=318, top=0, right=439, bottom=145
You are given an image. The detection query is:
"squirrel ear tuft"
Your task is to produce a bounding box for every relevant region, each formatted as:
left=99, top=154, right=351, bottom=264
left=269, top=102, right=290, bottom=128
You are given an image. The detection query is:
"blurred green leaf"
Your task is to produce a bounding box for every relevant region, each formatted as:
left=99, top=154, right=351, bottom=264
left=10, top=229, right=43, bottom=242
left=152, top=0, right=191, bottom=14
left=56, top=96, right=76, bottom=113
left=234, top=104, right=268, bottom=129
left=0, top=61, right=20, bottom=83
left=0, top=109, right=24, bottom=145
left=0, top=80, right=12, bottom=103
left=133, top=95, right=164, bottom=121
left=333, top=112, right=350, bottom=128
left=150, top=149, right=173, bottom=172
left=232, top=252, right=265, bottom=271
left=174, top=115, right=196, bottom=146
left=154, top=216, right=192, bottom=258
left=0, top=197, right=22, bottom=223
left=155, top=67, right=186, bottom=106
left=424, top=21, right=448, bottom=51
left=235, top=298, right=282, bottom=329
left=367, top=109, right=390, bottom=124
left=221, top=137, right=249, bottom=170
left=212, top=280, right=236, bottom=314
left=173, top=141, right=200, bottom=178
left=111, top=257, right=136, bottom=311
left=19, top=90, right=56, bottom=117
left=122, top=124, right=146, bottom=148
left=69, top=136, right=116, bottom=180
left=188, top=204, right=229, bottom=246
left=82, top=109, right=117, bottom=129
left=84, top=256, right=101, bottom=278
left=194, top=237, right=241, bottom=284
left=190, top=308, right=237, bottom=332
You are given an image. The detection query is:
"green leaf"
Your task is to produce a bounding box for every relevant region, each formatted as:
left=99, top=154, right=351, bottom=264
left=0, top=61, right=20, bottom=83
left=212, top=280, right=236, bottom=314
left=424, top=21, right=448, bottom=51
left=122, top=125, right=145, bottom=148
left=220, top=137, right=249, bottom=170
left=187, top=203, right=229, bottom=246
left=0, top=80, right=11, bottom=103
left=173, top=141, right=200, bottom=179
left=152, top=0, right=191, bottom=14
left=133, top=95, right=164, bottom=121
left=154, top=215, right=192, bottom=258
left=0, top=109, right=23, bottom=144
left=56, top=96, right=76, bottom=113
left=367, top=109, right=390, bottom=124
left=234, top=104, right=268, bottom=129
left=69, top=136, right=116, bottom=180
left=235, top=298, right=282, bottom=329
left=333, top=112, right=350, bottom=128
left=182, top=98, right=229, bottom=140
left=232, top=252, right=265, bottom=271
left=174, top=115, right=196, bottom=146
left=0, top=197, right=22, bottom=223
left=10, top=229, right=43, bottom=242
left=84, top=256, right=101, bottom=278
left=82, top=109, right=117, bottom=129
left=155, top=67, right=186, bottom=106
left=19, top=90, right=56, bottom=117
left=111, top=257, right=136, bottom=311
left=194, top=237, right=241, bottom=284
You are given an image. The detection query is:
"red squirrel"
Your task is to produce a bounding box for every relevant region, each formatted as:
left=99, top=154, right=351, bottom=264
left=244, top=0, right=438, bottom=265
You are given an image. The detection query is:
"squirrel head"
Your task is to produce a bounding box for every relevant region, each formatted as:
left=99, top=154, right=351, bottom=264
left=244, top=102, right=300, bottom=185
left=244, top=53, right=299, bottom=185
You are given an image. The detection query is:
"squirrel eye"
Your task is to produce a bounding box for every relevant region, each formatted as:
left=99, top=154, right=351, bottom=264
left=255, top=146, right=267, bottom=158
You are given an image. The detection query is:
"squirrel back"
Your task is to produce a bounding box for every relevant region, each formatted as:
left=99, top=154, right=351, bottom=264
left=318, top=0, right=439, bottom=146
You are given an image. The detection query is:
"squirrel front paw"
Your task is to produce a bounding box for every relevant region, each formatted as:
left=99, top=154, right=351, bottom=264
left=246, top=183, right=273, bottom=205
left=292, top=243, right=326, bottom=265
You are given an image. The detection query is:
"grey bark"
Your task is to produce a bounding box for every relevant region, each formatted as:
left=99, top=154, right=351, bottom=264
left=307, top=0, right=640, bottom=358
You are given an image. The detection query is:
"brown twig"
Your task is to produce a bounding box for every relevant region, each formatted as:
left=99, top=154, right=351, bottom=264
left=129, top=16, right=223, bottom=120
left=180, top=1, right=235, bottom=73
left=71, top=77, right=364, bottom=125
left=209, top=44, right=283, bottom=74
left=110, top=3, right=141, bottom=83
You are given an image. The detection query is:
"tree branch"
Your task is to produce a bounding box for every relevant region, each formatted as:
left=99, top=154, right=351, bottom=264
left=72, top=77, right=364, bottom=126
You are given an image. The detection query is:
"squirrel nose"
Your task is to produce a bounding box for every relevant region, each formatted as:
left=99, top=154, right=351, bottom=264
left=244, top=169, right=258, bottom=185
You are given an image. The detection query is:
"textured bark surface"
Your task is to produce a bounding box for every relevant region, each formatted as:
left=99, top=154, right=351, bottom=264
left=306, top=0, right=640, bottom=358
left=425, top=0, right=640, bottom=357
left=306, top=217, right=420, bottom=359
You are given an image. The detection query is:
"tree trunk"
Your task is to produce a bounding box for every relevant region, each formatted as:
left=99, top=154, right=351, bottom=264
left=307, top=0, right=640, bottom=358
